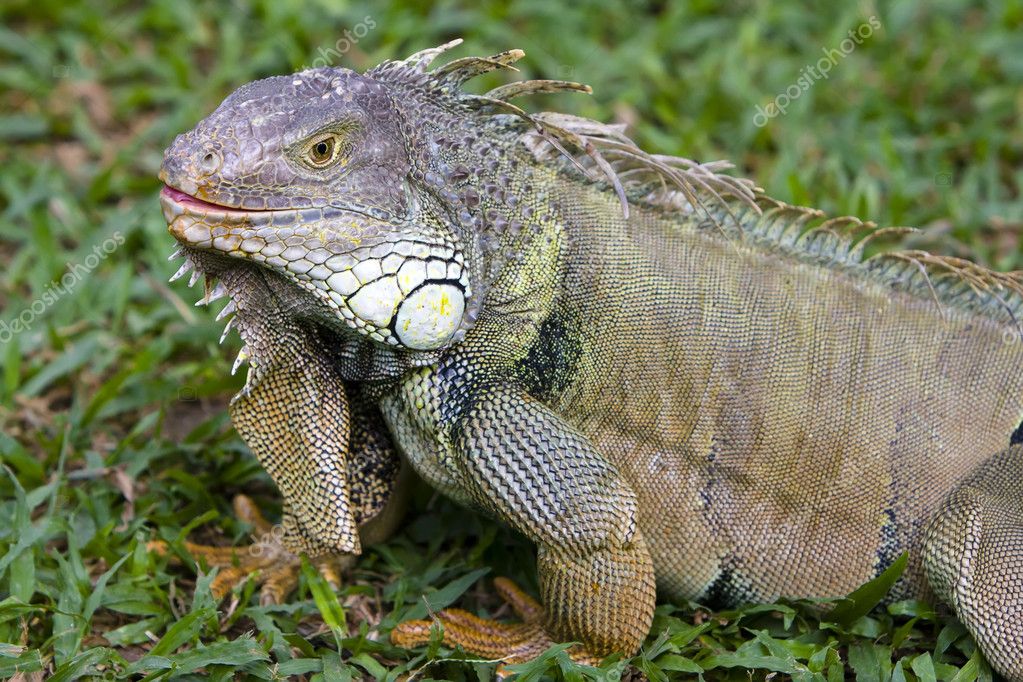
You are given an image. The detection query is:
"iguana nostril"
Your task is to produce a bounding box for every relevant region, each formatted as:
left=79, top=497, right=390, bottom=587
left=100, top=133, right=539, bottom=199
left=198, top=149, right=221, bottom=176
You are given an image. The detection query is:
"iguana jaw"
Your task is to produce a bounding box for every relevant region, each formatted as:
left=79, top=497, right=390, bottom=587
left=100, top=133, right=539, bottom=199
left=160, top=184, right=472, bottom=351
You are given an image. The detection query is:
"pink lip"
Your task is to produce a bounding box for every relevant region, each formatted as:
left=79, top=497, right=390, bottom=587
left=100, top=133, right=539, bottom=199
left=160, top=185, right=248, bottom=212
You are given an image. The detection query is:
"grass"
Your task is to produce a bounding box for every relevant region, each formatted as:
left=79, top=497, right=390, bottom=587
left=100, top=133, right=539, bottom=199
left=0, top=0, right=1021, bottom=679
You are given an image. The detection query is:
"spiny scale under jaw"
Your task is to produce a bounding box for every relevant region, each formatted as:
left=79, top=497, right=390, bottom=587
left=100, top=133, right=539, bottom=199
left=169, top=259, right=193, bottom=283
left=231, top=347, right=248, bottom=376
left=195, top=281, right=227, bottom=307
left=166, top=248, right=253, bottom=387
left=219, top=316, right=234, bottom=345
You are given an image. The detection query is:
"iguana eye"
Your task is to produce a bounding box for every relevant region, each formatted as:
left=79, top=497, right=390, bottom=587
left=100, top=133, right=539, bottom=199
left=305, top=134, right=340, bottom=167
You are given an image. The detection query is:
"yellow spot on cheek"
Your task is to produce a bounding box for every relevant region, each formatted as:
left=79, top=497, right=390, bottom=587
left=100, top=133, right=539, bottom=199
left=346, top=222, right=363, bottom=246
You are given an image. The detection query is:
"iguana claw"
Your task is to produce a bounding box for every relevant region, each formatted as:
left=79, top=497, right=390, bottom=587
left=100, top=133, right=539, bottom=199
left=147, top=494, right=352, bottom=605
left=391, top=577, right=601, bottom=665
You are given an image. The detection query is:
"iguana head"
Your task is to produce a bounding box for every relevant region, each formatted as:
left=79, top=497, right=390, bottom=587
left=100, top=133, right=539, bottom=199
left=160, top=64, right=475, bottom=354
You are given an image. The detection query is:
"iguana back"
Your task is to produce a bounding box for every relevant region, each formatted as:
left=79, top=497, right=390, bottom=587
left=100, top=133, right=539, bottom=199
left=536, top=173, right=1023, bottom=603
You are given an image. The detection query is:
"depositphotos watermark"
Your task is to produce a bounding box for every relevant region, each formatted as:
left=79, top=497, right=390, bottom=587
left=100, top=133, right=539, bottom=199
left=0, top=232, right=125, bottom=345
left=753, top=16, right=881, bottom=128
left=302, top=17, right=377, bottom=70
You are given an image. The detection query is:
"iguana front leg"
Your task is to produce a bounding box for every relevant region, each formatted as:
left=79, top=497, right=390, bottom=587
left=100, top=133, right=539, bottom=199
left=386, top=378, right=656, bottom=660
left=923, top=445, right=1023, bottom=681
left=153, top=350, right=407, bottom=604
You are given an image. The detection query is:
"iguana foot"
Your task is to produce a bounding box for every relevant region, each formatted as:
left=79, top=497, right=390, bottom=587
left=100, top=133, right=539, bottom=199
left=148, top=494, right=353, bottom=604
left=391, top=577, right=600, bottom=665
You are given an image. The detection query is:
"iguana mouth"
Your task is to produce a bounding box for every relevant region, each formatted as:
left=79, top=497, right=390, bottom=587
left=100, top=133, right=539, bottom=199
left=160, top=184, right=382, bottom=223
left=159, top=185, right=274, bottom=228
left=159, top=186, right=261, bottom=217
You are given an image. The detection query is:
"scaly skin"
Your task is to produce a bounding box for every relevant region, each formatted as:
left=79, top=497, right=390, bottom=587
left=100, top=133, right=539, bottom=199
left=158, top=40, right=1023, bottom=677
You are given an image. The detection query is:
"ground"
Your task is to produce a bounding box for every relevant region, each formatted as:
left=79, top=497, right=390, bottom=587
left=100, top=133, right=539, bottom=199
left=1, top=0, right=1022, bottom=679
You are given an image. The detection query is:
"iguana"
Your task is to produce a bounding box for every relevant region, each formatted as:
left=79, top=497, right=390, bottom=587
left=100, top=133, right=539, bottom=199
left=156, top=40, right=1023, bottom=677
